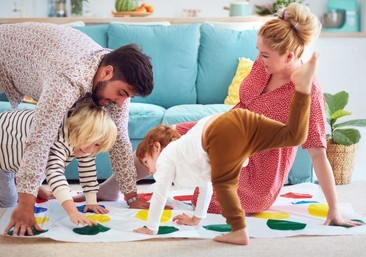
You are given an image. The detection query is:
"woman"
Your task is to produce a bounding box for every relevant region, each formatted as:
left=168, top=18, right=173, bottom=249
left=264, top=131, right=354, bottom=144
left=176, top=3, right=359, bottom=227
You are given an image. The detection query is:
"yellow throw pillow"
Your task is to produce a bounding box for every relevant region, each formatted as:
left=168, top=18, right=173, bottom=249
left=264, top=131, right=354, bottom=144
left=224, top=57, right=254, bottom=105
left=22, top=95, right=37, bottom=105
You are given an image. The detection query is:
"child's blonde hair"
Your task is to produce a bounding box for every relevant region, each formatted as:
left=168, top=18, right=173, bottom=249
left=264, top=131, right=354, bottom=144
left=258, top=2, right=321, bottom=58
left=136, top=124, right=181, bottom=165
left=66, top=101, right=117, bottom=156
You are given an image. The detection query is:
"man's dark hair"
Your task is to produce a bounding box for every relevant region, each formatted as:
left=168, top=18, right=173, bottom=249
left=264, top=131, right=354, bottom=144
left=100, top=44, right=153, bottom=97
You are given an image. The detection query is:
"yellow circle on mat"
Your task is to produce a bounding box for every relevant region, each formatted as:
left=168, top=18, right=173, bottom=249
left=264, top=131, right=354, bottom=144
left=252, top=211, right=290, bottom=219
left=86, top=214, right=111, bottom=223
left=308, top=203, right=329, bottom=218
left=135, top=210, right=172, bottom=222
left=35, top=217, right=50, bottom=224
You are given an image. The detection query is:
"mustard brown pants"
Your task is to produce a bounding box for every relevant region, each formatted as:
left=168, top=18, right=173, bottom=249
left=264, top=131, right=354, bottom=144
left=204, top=91, right=311, bottom=231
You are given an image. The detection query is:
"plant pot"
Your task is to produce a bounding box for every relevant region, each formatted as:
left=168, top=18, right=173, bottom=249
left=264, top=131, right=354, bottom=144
left=326, top=141, right=358, bottom=185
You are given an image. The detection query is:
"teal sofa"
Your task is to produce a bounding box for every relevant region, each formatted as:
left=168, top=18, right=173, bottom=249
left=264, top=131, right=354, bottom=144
left=0, top=22, right=313, bottom=184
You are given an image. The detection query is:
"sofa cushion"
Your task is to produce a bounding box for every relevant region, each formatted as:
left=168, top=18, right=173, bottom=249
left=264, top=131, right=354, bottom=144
left=0, top=101, right=36, bottom=112
left=285, top=147, right=313, bottom=184
left=0, top=93, right=8, bottom=101
left=196, top=24, right=258, bottom=104
left=224, top=57, right=254, bottom=105
left=75, top=24, right=109, bottom=48
left=108, top=24, right=200, bottom=109
left=66, top=152, right=112, bottom=180
left=128, top=103, right=165, bottom=139
left=162, top=104, right=232, bottom=125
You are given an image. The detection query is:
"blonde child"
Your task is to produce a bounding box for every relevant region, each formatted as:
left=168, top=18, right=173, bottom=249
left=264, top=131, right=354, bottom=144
left=134, top=53, right=318, bottom=245
left=0, top=100, right=117, bottom=230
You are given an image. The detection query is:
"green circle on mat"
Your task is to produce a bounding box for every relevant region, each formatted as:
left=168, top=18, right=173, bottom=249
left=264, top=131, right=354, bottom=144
left=203, top=224, right=232, bottom=232
left=267, top=219, right=306, bottom=230
left=158, top=226, right=179, bottom=235
left=73, top=223, right=110, bottom=235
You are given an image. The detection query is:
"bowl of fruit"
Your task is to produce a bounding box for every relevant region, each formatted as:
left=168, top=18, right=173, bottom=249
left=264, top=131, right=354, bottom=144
left=113, top=0, right=154, bottom=17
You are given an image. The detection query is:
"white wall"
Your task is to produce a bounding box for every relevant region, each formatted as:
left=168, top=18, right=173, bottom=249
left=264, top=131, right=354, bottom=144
left=0, top=0, right=331, bottom=18
left=308, top=37, right=366, bottom=181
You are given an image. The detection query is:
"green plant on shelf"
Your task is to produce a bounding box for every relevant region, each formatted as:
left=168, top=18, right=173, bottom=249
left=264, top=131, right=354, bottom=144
left=255, top=0, right=303, bottom=16
left=71, top=0, right=88, bottom=16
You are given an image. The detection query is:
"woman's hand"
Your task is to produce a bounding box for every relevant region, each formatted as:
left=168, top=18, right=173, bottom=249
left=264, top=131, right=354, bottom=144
left=84, top=204, right=109, bottom=214
left=325, top=209, right=364, bottom=227
left=173, top=213, right=201, bottom=226
left=133, top=226, right=157, bottom=235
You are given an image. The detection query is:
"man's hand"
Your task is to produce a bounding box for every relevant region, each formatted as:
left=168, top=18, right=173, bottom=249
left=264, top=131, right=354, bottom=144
left=4, top=193, right=43, bottom=236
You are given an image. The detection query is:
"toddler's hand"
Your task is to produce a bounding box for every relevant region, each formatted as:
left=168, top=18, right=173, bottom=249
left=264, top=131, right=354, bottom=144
left=69, top=212, right=97, bottom=226
left=173, top=213, right=201, bottom=226
left=84, top=204, right=109, bottom=214
left=133, top=226, right=157, bottom=235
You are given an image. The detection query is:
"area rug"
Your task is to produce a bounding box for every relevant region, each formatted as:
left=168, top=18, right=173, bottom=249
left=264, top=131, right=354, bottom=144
left=0, top=183, right=365, bottom=242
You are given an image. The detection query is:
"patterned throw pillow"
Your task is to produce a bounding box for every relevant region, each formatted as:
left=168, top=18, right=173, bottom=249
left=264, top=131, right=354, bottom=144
left=224, top=57, right=254, bottom=105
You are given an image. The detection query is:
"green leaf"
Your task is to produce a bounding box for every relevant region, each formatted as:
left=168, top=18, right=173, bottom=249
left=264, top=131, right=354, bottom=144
left=334, top=119, right=366, bottom=129
left=330, top=110, right=352, bottom=122
left=324, top=91, right=348, bottom=115
left=333, top=129, right=361, bottom=145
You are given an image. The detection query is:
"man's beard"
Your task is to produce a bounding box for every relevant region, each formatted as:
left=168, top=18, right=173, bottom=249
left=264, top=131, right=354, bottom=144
left=92, top=80, right=108, bottom=106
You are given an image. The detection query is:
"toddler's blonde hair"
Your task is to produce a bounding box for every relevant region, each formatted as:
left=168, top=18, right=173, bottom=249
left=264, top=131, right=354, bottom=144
left=258, top=2, right=321, bottom=58
left=136, top=125, right=181, bottom=166
left=66, top=101, right=117, bottom=156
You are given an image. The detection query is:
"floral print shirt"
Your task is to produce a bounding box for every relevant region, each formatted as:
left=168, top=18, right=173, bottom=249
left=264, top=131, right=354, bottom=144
left=0, top=22, right=136, bottom=197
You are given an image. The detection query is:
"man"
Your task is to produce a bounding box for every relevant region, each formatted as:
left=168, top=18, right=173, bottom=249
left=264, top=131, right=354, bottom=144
left=0, top=22, right=153, bottom=236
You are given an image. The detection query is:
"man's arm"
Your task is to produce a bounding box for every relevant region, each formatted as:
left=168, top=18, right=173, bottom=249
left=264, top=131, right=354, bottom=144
left=106, top=99, right=149, bottom=208
left=5, top=81, right=80, bottom=236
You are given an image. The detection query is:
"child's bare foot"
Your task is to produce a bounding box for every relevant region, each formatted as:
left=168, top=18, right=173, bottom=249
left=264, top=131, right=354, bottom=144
left=291, top=52, right=319, bottom=95
left=213, top=228, right=249, bottom=245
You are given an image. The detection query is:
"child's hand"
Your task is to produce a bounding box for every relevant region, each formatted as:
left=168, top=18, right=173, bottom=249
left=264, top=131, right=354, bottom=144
left=133, top=226, right=157, bottom=235
left=173, top=213, right=201, bottom=226
left=83, top=204, right=109, bottom=214
left=69, top=212, right=97, bottom=226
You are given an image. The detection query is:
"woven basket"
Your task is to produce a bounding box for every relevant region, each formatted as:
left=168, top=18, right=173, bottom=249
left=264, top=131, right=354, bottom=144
left=326, top=141, right=358, bottom=185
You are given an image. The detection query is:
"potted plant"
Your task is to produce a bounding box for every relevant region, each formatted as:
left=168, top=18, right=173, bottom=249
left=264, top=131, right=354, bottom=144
left=70, top=0, right=88, bottom=16
left=255, top=0, right=303, bottom=16
left=324, top=91, right=366, bottom=185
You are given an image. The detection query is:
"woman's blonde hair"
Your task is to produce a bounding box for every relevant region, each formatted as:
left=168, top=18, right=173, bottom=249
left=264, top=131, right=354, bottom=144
left=258, top=2, right=321, bottom=58
left=66, top=101, right=117, bottom=156
left=136, top=125, right=181, bottom=165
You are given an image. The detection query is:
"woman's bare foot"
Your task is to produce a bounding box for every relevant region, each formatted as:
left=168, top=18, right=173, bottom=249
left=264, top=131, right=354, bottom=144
left=291, top=52, right=319, bottom=95
left=213, top=228, right=249, bottom=245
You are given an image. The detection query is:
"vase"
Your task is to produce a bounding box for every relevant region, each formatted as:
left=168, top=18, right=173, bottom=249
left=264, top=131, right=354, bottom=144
left=326, top=141, right=358, bottom=185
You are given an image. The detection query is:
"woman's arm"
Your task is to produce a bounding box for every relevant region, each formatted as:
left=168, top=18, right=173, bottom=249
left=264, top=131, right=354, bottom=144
left=308, top=147, right=361, bottom=227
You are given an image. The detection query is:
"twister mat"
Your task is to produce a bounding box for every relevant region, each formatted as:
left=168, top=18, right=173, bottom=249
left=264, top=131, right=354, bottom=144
left=0, top=183, right=365, bottom=242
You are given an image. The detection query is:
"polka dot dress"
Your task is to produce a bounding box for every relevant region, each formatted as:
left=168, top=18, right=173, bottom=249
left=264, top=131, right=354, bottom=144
left=178, top=60, right=327, bottom=214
